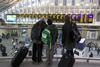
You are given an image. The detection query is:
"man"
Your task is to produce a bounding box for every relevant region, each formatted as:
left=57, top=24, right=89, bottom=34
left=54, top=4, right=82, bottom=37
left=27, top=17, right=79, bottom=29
left=46, top=18, right=58, bottom=65
left=62, top=15, right=80, bottom=57
left=31, top=20, right=47, bottom=63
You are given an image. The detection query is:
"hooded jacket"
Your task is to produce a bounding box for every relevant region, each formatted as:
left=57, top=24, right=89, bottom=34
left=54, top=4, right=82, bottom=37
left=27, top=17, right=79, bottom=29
left=31, top=20, right=47, bottom=41
left=46, top=24, right=58, bottom=46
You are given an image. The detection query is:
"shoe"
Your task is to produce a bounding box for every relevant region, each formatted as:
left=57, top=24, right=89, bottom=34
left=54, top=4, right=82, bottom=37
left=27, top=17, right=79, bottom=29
left=45, top=63, right=52, bottom=67
left=47, top=63, right=52, bottom=65
left=37, top=60, right=43, bottom=64
left=46, top=61, right=52, bottom=66
left=32, top=58, right=37, bottom=62
left=32, top=61, right=37, bottom=64
left=32, top=59, right=37, bottom=64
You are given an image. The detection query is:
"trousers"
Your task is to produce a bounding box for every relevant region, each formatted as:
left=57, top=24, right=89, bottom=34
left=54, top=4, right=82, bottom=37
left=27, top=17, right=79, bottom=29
left=32, top=41, right=43, bottom=62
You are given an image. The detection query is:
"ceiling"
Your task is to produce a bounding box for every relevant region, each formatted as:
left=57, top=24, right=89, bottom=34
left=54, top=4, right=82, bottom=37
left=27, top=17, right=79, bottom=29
left=0, top=0, right=19, bottom=12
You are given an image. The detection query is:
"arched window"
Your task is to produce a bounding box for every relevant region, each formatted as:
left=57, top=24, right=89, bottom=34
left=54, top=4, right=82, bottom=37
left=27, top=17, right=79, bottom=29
left=55, top=0, right=58, bottom=6
left=72, top=0, right=75, bottom=6
left=96, top=12, right=100, bottom=21
left=63, top=0, right=67, bottom=6
left=99, top=0, right=100, bottom=6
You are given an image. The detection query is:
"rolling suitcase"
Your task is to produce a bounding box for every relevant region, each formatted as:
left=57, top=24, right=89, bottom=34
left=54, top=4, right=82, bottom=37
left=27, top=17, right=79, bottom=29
left=2, top=52, right=7, bottom=56
left=28, top=50, right=32, bottom=56
left=58, top=50, right=75, bottom=67
left=11, top=46, right=28, bottom=67
left=0, top=45, right=7, bottom=56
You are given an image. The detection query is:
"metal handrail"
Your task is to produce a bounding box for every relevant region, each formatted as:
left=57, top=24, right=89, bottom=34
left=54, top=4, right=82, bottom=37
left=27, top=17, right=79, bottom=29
left=0, top=56, right=100, bottom=62
left=0, top=26, right=100, bottom=30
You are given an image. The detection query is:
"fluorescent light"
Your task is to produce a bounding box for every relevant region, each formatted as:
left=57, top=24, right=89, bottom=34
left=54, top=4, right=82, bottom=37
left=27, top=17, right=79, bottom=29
left=86, top=4, right=89, bottom=6
left=94, top=4, right=97, bottom=6
left=59, top=4, right=63, bottom=6
left=51, top=3, right=54, bottom=6
left=67, top=4, right=71, bottom=6
left=76, top=4, right=80, bottom=6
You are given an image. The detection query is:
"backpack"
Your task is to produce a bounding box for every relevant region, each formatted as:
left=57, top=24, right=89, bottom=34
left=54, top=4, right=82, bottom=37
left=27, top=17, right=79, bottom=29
left=41, top=28, right=52, bottom=49
left=72, top=23, right=81, bottom=43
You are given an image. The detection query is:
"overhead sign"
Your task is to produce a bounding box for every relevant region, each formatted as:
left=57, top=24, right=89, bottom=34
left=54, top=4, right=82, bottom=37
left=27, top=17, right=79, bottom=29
left=6, top=14, right=17, bottom=24
left=5, top=14, right=94, bottom=24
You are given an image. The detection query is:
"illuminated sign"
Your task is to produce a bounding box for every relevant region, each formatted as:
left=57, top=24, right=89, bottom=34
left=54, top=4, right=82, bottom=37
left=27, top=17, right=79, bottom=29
left=6, top=14, right=17, bottom=23
left=88, top=14, right=94, bottom=23
left=15, top=14, right=94, bottom=23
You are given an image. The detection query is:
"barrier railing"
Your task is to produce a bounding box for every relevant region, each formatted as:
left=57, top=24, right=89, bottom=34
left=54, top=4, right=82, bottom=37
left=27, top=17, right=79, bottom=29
left=0, top=56, right=100, bottom=63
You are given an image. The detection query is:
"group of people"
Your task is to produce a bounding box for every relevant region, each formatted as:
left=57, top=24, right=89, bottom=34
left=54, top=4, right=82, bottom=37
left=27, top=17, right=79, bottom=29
left=31, top=15, right=80, bottom=65
left=2, top=33, right=10, bottom=39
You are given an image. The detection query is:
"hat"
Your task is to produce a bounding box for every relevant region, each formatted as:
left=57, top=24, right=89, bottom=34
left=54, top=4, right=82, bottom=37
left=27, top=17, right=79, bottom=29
left=47, top=18, right=53, bottom=25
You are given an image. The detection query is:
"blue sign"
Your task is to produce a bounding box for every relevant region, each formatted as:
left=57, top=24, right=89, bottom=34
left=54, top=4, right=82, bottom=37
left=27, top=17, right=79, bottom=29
left=88, top=14, right=94, bottom=18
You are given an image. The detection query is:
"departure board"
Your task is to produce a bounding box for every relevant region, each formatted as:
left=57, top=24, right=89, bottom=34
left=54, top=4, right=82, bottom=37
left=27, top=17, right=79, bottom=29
left=5, top=14, right=94, bottom=24
left=6, top=14, right=17, bottom=24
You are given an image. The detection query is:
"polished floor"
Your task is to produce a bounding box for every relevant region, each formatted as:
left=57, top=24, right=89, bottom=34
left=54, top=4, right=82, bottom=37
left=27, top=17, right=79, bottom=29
left=0, top=59, right=100, bottom=67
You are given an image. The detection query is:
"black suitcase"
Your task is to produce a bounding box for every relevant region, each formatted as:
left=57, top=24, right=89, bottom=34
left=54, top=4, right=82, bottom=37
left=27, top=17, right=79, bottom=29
left=58, top=51, right=75, bottom=67
left=28, top=50, right=32, bottom=56
left=0, top=45, right=6, bottom=53
left=2, top=52, right=7, bottom=56
left=11, top=46, right=28, bottom=67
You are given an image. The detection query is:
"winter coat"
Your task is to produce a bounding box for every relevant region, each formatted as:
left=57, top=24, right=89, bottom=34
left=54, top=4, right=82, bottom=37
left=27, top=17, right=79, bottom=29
left=31, top=21, right=47, bottom=42
left=62, top=22, right=78, bottom=49
left=46, top=24, right=58, bottom=46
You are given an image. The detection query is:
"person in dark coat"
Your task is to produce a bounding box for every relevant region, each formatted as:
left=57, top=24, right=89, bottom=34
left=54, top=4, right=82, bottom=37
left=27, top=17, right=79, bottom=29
left=97, top=48, right=100, bottom=55
left=45, top=18, right=58, bottom=65
left=31, top=19, right=47, bottom=63
left=62, top=15, right=79, bottom=57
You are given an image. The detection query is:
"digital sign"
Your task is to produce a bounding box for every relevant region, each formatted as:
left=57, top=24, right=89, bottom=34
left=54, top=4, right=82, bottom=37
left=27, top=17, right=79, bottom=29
left=9, top=14, right=94, bottom=23
left=6, top=14, right=17, bottom=23
left=70, top=14, right=94, bottom=23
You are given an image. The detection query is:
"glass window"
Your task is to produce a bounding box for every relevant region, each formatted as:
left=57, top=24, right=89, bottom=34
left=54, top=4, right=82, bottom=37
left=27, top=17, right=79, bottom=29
left=72, top=0, right=75, bottom=6
left=81, top=0, right=84, bottom=2
left=38, top=0, right=41, bottom=2
left=63, top=0, right=67, bottom=6
left=99, top=0, right=100, bottom=5
left=55, top=0, right=58, bottom=6
left=90, top=0, right=93, bottom=3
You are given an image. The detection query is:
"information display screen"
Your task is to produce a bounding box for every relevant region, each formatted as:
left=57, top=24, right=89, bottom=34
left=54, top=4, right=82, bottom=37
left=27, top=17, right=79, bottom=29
left=15, top=14, right=94, bottom=23
left=6, top=14, right=17, bottom=23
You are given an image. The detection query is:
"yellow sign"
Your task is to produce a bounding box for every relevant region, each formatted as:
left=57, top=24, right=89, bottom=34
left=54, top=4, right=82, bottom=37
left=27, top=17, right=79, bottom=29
left=16, top=14, right=93, bottom=23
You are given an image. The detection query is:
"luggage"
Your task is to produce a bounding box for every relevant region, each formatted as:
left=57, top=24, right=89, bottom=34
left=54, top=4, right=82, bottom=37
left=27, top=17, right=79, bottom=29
left=58, top=50, right=75, bottom=67
left=11, top=46, right=28, bottom=67
left=2, top=52, right=7, bottom=56
left=0, top=38, right=2, bottom=43
left=0, top=45, right=6, bottom=52
left=28, top=50, right=32, bottom=56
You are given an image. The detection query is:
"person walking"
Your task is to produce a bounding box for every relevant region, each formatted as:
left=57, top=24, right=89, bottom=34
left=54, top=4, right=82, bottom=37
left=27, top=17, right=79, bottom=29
left=62, top=15, right=81, bottom=58
left=58, top=15, right=81, bottom=67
